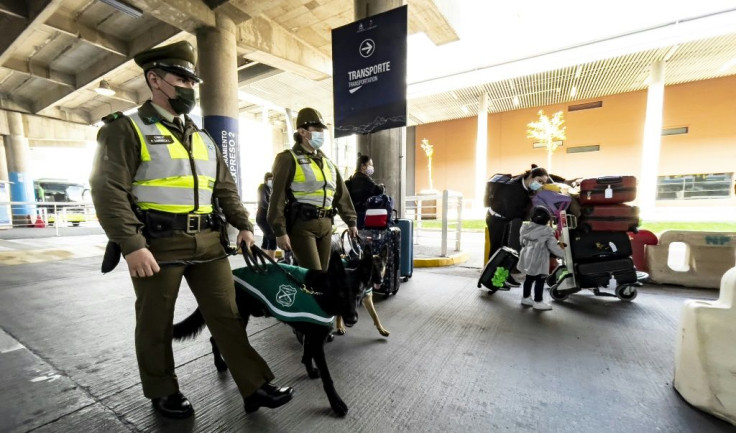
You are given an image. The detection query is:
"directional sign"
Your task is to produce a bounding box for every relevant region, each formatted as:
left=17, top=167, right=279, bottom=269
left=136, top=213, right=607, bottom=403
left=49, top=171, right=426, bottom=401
left=332, top=5, right=407, bottom=138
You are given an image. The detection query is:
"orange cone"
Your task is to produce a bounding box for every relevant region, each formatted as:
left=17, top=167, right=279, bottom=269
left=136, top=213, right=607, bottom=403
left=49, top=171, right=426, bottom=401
left=34, top=214, right=46, bottom=228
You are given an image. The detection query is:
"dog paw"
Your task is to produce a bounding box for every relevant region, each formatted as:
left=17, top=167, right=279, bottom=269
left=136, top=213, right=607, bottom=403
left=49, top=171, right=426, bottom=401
left=378, top=328, right=390, bottom=337
left=335, top=328, right=346, bottom=335
left=215, top=361, right=229, bottom=372
left=326, top=333, right=335, bottom=343
left=306, top=367, right=320, bottom=379
left=329, top=396, right=348, bottom=417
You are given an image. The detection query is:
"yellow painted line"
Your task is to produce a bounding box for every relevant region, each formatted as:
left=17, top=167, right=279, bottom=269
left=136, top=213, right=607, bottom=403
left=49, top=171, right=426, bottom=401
left=0, top=245, right=106, bottom=266
left=414, top=252, right=470, bottom=268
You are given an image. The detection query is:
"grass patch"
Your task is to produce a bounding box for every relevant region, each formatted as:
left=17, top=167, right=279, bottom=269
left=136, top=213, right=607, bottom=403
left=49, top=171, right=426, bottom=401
left=416, top=219, right=736, bottom=234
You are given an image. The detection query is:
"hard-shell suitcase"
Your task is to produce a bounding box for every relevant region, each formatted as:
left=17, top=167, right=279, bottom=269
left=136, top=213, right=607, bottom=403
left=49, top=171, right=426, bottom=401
left=579, top=176, right=637, bottom=205
left=397, top=218, right=413, bottom=280
left=576, top=257, right=637, bottom=288
left=570, top=229, right=633, bottom=263
left=578, top=204, right=640, bottom=232
left=477, top=246, right=519, bottom=290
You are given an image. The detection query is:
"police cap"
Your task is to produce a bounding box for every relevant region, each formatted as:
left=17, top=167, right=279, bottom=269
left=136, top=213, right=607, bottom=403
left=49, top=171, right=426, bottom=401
left=133, top=41, right=202, bottom=83
left=296, top=107, right=327, bottom=129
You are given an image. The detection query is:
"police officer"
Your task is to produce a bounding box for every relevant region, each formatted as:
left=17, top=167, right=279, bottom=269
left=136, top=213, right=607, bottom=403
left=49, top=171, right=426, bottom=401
left=267, top=108, right=358, bottom=271
left=90, top=41, right=293, bottom=419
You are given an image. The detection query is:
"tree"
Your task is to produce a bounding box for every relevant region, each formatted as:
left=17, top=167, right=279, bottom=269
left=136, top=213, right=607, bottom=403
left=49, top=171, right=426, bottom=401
left=527, top=110, right=566, bottom=172
left=420, top=138, right=434, bottom=191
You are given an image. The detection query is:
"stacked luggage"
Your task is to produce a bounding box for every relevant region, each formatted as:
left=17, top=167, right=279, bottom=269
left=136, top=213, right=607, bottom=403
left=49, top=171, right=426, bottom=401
left=572, top=175, right=640, bottom=289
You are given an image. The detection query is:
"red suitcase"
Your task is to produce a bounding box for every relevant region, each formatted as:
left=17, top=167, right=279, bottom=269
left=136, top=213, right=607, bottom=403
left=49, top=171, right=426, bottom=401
left=579, top=175, right=637, bottom=204
left=578, top=204, right=640, bottom=232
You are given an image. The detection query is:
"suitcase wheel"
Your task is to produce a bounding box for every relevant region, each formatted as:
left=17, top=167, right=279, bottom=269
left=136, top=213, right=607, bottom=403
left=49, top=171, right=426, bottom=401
left=615, top=285, right=637, bottom=301
left=549, top=286, right=569, bottom=302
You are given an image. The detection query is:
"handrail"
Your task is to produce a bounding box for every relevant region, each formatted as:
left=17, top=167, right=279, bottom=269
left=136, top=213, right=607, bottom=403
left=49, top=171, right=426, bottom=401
left=404, top=190, right=463, bottom=257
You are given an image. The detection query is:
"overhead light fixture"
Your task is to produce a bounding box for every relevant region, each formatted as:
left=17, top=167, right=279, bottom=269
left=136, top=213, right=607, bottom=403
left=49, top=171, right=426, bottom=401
left=512, top=95, right=520, bottom=106
left=574, top=65, right=582, bottom=79
left=95, top=79, right=116, bottom=97
left=570, top=85, right=577, bottom=98
left=718, top=57, right=736, bottom=72
left=98, top=0, right=143, bottom=18
left=663, top=44, right=680, bottom=62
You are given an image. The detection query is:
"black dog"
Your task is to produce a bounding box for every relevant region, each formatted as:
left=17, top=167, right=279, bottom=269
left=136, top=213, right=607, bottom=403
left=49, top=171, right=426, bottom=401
left=173, top=247, right=362, bottom=416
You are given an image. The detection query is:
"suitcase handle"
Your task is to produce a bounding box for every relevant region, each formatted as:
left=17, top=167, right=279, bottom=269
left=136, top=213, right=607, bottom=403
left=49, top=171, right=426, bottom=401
left=595, top=176, right=624, bottom=185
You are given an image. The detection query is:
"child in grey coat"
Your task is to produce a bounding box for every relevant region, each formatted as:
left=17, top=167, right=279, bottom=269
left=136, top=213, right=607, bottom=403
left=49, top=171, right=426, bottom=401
left=517, top=206, right=566, bottom=311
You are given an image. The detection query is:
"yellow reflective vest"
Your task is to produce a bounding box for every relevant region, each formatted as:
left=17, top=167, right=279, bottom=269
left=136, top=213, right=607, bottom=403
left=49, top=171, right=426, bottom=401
left=127, top=113, right=217, bottom=214
left=288, top=150, right=336, bottom=209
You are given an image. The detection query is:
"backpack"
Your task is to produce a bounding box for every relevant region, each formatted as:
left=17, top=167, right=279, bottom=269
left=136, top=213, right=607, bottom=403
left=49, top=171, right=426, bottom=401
left=483, top=173, right=512, bottom=207
left=364, top=193, right=394, bottom=228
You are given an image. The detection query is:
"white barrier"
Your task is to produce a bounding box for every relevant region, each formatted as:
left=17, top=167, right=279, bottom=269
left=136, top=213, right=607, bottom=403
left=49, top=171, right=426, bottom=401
left=674, top=266, right=736, bottom=425
left=647, top=231, right=736, bottom=289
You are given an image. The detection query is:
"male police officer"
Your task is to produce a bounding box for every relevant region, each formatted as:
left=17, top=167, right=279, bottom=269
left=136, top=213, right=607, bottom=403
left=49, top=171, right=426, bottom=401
left=90, top=41, right=292, bottom=419
left=267, top=108, right=358, bottom=271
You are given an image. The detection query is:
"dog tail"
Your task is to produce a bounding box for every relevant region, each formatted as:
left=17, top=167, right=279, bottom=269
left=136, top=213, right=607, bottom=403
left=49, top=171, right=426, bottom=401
left=172, top=308, right=206, bottom=341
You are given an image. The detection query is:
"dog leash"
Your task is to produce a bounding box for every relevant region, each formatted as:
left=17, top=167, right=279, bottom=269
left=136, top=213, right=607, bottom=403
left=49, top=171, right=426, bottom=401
left=340, top=230, right=364, bottom=264
left=241, top=244, right=323, bottom=295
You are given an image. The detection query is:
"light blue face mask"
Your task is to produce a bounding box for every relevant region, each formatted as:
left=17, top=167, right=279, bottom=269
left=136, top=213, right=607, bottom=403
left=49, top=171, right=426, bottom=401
left=308, top=131, right=324, bottom=149
left=530, top=180, right=543, bottom=191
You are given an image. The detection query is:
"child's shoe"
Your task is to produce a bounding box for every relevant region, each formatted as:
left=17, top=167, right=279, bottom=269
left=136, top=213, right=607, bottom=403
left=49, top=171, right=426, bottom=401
left=521, top=297, right=534, bottom=307
left=533, top=301, right=552, bottom=311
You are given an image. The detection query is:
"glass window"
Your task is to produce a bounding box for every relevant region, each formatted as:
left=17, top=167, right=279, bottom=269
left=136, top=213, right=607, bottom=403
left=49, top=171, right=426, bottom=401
left=656, top=173, right=734, bottom=200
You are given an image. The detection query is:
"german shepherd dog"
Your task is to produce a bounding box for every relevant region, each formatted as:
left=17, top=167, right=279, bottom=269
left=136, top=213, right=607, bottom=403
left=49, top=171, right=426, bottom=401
left=173, top=247, right=364, bottom=416
left=334, top=235, right=390, bottom=337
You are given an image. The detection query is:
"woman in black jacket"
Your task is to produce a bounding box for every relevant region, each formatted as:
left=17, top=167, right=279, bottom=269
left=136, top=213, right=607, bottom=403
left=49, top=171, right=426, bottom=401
left=486, top=165, right=549, bottom=285
left=256, top=172, right=277, bottom=258
left=346, top=154, right=385, bottom=229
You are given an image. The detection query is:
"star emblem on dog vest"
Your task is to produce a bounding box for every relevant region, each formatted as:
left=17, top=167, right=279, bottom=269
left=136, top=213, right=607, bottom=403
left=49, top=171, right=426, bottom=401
left=276, top=285, right=297, bottom=307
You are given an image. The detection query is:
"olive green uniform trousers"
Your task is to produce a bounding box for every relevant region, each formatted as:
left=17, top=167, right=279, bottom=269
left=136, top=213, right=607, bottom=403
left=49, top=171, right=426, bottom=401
left=288, top=217, right=333, bottom=271
left=131, top=228, right=274, bottom=399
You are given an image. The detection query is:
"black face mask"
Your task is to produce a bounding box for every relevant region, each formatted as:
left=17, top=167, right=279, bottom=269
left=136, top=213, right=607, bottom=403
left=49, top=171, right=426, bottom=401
left=158, top=76, right=197, bottom=115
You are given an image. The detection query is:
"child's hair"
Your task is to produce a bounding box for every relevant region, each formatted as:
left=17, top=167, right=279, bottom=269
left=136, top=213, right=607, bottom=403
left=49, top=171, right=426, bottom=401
left=531, top=206, right=552, bottom=225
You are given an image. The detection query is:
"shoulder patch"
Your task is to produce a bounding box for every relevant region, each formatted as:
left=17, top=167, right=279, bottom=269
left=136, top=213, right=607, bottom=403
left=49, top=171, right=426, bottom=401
left=101, top=111, right=125, bottom=124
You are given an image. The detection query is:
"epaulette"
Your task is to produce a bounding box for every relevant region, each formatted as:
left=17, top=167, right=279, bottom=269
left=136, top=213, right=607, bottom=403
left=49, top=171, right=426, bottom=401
left=101, top=111, right=125, bottom=124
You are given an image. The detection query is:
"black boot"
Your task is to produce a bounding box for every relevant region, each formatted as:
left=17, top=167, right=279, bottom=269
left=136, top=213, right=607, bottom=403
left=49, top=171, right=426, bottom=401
left=151, top=391, right=194, bottom=419
left=244, top=383, right=294, bottom=414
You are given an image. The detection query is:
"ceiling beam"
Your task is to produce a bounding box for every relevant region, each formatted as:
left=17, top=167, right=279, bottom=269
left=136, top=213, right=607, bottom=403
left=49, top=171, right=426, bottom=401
left=0, top=0, right=27, bottom=19
left=2, top=56, right=75, bottom=87
left=408, top=0, right=458, bottom=46
left=43, top=13, right=129, bottom=57
left=0, top=92, right=33, bottom=113
left=85, top=99, right=141, bottom=125
left=141, top=0, right=215, bottom=33
left=0, top=0, right=64, bottom=66
left=237, top=14, right=331, bottom=80
left=34, top=27, right=184, bottom=119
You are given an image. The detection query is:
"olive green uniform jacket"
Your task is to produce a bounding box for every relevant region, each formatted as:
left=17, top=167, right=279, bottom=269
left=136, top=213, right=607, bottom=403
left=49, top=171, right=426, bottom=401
left=90, top=101, right=253, bottom=255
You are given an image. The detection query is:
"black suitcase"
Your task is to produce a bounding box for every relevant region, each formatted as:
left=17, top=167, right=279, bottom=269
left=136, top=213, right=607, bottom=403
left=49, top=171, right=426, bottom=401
left=570, top=230, right=632, bottom=263
left=576, top=258, right=637, bottom=288
left=361, top=227, right=401, bottom=297
left=478, top=246, right=518, bottom=291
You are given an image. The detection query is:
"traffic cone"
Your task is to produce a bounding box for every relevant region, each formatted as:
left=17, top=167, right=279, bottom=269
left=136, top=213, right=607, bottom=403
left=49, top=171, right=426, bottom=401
left=34, top=214, right=46, bottom=228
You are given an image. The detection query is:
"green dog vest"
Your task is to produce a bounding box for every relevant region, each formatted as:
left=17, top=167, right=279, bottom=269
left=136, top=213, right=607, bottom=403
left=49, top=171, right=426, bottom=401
left=232, top=263, right=334, bottom=327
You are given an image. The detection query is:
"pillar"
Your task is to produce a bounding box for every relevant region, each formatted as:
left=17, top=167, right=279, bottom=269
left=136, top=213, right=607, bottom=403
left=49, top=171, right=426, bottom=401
left=475, top=93, right=489, bottom=212
left=639, top=61, right=665, bottom=220
left=354, top=0, right=406, bottom=216
left=198, top=12, right=241, bottom=192
left=5, top=111, right=35, bottom=224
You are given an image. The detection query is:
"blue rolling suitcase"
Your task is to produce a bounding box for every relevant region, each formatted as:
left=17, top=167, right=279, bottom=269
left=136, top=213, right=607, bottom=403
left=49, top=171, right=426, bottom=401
left=397, top=219, right=413, bottom=281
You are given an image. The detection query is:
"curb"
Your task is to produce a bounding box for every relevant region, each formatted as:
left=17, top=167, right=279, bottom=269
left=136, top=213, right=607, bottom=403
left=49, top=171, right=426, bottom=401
left=414, top=252, right=470, bottom=268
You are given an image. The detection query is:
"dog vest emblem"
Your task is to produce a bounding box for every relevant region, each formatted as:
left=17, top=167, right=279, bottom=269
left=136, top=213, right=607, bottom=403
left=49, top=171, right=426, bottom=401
left=276, top=285, right=297, bottom=307
left=232, top=263, right=334, bottom=327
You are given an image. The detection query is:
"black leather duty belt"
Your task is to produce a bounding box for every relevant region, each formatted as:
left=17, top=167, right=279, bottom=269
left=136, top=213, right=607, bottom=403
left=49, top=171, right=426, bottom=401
left=297, top=204, right=337, bottom=220
left=144, top=210, right=215, bottom=234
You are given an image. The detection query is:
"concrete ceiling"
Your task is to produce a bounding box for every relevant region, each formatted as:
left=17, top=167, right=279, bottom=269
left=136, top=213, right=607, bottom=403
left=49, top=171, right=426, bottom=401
left=1, top=0, right=735, bottom=128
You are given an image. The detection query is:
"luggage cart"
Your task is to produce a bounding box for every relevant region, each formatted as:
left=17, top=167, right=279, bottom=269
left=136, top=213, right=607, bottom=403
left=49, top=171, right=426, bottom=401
left=546, top=210, right=648, bottom=302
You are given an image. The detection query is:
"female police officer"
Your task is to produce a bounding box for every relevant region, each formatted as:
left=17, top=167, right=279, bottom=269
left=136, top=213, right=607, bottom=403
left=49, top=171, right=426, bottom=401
left=267, top=108, right=358, bottom=271
left=90, top=41, right=292, bottom=419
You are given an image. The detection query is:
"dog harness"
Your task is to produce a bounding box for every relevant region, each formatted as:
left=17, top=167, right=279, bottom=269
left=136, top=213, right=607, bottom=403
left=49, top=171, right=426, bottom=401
left=232, top=263, right=334, bottom=327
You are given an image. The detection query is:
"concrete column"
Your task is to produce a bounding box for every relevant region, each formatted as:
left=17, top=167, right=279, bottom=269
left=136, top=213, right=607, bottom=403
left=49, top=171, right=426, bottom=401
left=5, top=111, right=35, bottom=224
left=354, top=0, right=405, bottom=216
left=0, top=137, right=8, bottom=182
left=198, top=12, right=241, bottom=192
left=639, top=61, right=665, bottom=220
left=475, top=93, right=489, bottom=212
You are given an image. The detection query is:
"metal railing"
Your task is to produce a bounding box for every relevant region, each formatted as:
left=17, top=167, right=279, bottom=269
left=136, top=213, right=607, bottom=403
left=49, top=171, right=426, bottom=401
left=0, top=201, right=98, bottom=235
left=404, top=190, right=463, bottom=257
